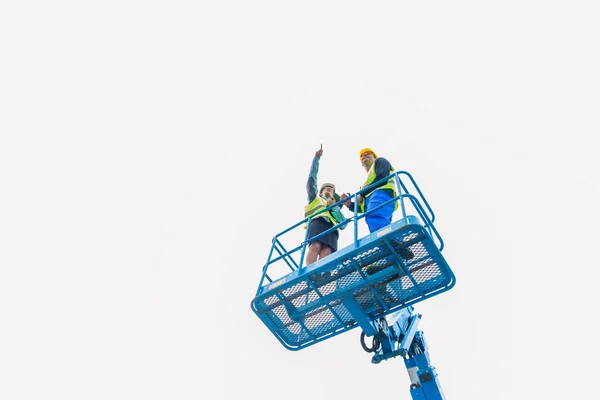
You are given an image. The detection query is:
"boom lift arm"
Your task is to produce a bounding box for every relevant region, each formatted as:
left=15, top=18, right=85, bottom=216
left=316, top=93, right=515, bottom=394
left=361, top=307, right=446, bottom=400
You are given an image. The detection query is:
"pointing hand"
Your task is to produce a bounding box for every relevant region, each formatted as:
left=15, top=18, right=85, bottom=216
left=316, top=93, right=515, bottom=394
left=315, top=143, right=323, bottom=158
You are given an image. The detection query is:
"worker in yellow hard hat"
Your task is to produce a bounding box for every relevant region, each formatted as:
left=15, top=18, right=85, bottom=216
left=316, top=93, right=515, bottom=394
left=341, top=147, right=414, bottom=274
left=342, top=147, right=400, bottom=233
left=341, top=148, right=414, bottom=276
left=304, top=144, right=347, bottom=270
left=358, top=147, right=378, bottom=160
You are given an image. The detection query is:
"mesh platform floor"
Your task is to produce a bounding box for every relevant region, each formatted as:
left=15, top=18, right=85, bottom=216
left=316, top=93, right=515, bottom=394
left=251, top=219, right=455, bottom=350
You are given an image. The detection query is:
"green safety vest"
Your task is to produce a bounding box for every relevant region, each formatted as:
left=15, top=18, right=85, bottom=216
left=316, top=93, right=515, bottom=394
left=359, top=164, right=398, bottom=213
left=304, top=196, right=339, bottom=228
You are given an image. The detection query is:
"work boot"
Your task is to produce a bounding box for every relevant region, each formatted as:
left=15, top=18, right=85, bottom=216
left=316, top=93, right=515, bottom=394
left=366, top=260, right=392, bottom=275
left=392, top=239, right=415, bottom=260
left=398, top=247, right=414, bottom=260
left=381, top=291, right=397, bottom=307
left=310, top=271, right=330, bottom=286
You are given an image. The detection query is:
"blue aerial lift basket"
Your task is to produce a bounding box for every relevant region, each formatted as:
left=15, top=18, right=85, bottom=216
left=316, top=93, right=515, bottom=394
left=251, top=171, right=456, bottom=351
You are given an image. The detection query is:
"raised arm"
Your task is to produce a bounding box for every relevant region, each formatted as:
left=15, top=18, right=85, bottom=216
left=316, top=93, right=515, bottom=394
left=306, top=145, right=323, bottom=203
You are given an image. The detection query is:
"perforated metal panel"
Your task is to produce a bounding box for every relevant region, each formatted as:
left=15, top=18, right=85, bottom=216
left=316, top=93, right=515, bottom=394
left=251, top=220, right=455, bottom=350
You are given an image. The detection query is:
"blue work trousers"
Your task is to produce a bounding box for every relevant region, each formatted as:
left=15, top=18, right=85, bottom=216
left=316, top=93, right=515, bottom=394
left=365, top=190, right=396, bottom=233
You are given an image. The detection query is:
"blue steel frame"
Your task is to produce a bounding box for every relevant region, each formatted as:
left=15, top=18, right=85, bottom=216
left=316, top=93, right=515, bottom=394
left=251, top=170, right=454, bottom=399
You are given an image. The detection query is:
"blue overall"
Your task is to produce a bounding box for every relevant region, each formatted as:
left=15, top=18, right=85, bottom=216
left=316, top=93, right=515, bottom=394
left=365, top=189, right=396, bottom=233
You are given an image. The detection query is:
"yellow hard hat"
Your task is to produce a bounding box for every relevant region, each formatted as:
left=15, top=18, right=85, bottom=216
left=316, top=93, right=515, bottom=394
left=359, top=148, right=378, bottom=161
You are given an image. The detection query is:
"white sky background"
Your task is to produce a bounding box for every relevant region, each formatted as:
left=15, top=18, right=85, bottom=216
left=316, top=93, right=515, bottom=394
left=1, top=1, right=599, bottom=399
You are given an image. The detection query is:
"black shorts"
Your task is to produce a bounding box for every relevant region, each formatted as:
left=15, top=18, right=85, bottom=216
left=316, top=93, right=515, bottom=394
left=307, top=217, right=339, bottom=252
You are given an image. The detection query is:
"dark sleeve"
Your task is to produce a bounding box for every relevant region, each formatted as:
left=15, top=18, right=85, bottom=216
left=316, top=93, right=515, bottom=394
left=362, top=157, right=393, bottom=196
left=345, top=201, right=356, bottom=212
left=306, top=156, right=319, bottom=203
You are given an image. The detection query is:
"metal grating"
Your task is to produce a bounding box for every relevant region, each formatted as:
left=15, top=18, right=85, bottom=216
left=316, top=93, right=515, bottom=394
left=251, top=221, right=455, bottom=351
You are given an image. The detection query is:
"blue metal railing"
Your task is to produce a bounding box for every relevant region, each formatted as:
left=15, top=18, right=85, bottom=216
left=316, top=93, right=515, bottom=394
left=255, top=171, right=443, bottom=296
